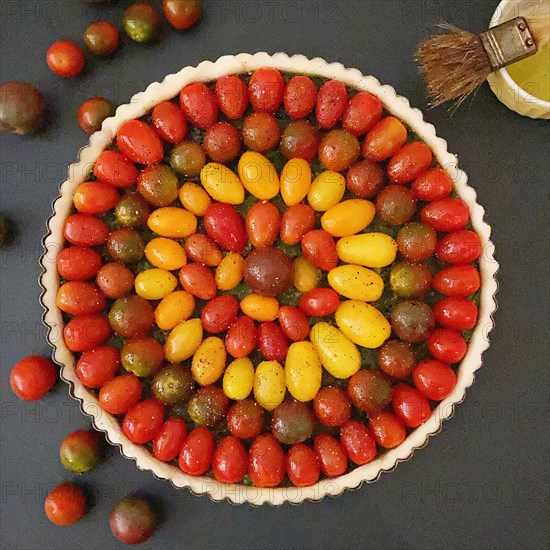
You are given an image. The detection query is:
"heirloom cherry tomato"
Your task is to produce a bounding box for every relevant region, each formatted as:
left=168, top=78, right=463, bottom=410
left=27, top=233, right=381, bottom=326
left=179, top=263, right=217, bottom=300
left=346, top=160, right=385, bottom=199
left=376, top=185, right=416, bottom=225
left=94, top=150, right=139, bottom=188
left=301, top=230, right=338, bottom=271
left=337, top=232, right=397, bottom=268
left=115, top=192, right=151, bottom=227
left=123, top=399, right=165, bottom=444
left=179, top=182, right=211, bottom=216
left=283, top=75, right=317, bottom=119
left=57, top=247, right=102, bottom=281
left=77, top=96, right=115, bottom=134
left=99, top=374, right=143, bottom=415
left=427, top=328, right=467, bottom=363
left=318, top=129, right=360, bottom=172
left=342, top=91, right=382, bottom=136
left=204, top=202, right=247, bottom=252
left=328, top=264, right=384, bottom=302
left=163, top=0, right=202, bottom=30
left=184, top=233, right=222, bottom=266
left=138, top=164, right=179, bottom=207
left=280, top=158, right=312, bottom=206
left=287, top=443, right=320, bottom=487
left=387, top=141, right=433, bottom=184
left=225, top=316, right=257, bottom=358
left=64, top=314, right=112, bottom=352
left=0, top=81, right=44, bottom=136
left=420, top=198, right=470, bottom=232
left=212, top=436, right=248, bottom=484
left=278, top=306, right=310, bottom=341
left=153, top=418, right=188, bottom=462
left=396, top=222, right=437, bottom=261
left=109, top=496, right=157, bottom=546
left=347, top=369, right=392, bottom=415
left=47, top=40, right=85, bottom=78
left=254, top=360, right=286, bottom=411
left=96, top=262, right=135, bottom=299
left=223, top=357, right=254, bottom=400
left=241, top=295, right=280, bottom=322
left=145, top=237, right=187, bottom=270
left=362, top=116, right=408, bottom=162
left=248, top=434, right=285, bottom=488
left=340, top=420, right=377, bottom=465
left=179, top=426, right=215, bottom=475
left=60, top=430, right=103, bottom=474
left=432, top=265, right=480, bottom=297
left=298, top=288, right=340, bottom=316
left=308, top=170, right=346, bottom=211
left=180, top=83, right=218, bottom=130
left=121, top=336, right=164, bottom=378
left=203, top=122, right=241, bottom=163
left=390, top=300, right=434, bottom=344
left=257, top=322, right=289, bottom=362
left=73, top=181, right=119, bottom=214
left=238, top=151, right=280, bottom=200
left=280, top=119, right=320, bottom=161
left=148, top=206, right=197, bottom=238
left=272, top=400, right=314, bottom=444
left=170, top=141, right=207, bottom=177
left=293, top=256, right=321, bottom=292
left=436, top=229, right=482, bottom=264
left=45, top=483, right=86, bottom=526
left=369, top=411, right=406, bottom=449
left=280, top=204, right=316, bottom=245
left=336, top=300, right=391, bottom=349
left=246, top=201, right=281, bottom=248
left=313, top=387, right=351, bottom=427
left=10, top=356, right=57, bottom=401
left=433, top=297, right=478, bottom=331
left=413, top=359, right=457, bottom=401
left=108, top=295, right=155, bottom=338
left=155, top=290, right=196, bottom=330
left=76, top=346, right=119, bottom=388
left=316, top=80, right=348, bottom=129
left=243, top=246, right=293, bottom=297
left=248, top=68, right=284, bottom=114
left=152, top=363, right=194, bottom=405
left=57, top=281, right=105, bottom=316
left=314, top=434, right=348, bottom=477
left=227, top=398, right=264, bottom=439
left=151, top=101, right=187, bottom=144
left=123, top=2, right=161, bottom=43
left=411, top=167, right=453, bottom=201
left=392, top=383, right=432, bottom=428
left=321, top=199, right=376, bottom=237
left=242, top=113, right=281, bottom=153
left=201, top=295, right=239, bottom=333
left=84, top=21, right=119, bottom=57
left=135, top=268, right=178, bottom=301
left=215, top=252, right=244, bottom=290
left=116, top=120, right=164, bottom=165
left=64, top=214, right=109, bottom=246
left=285, top=341, right=322, bottom=402
left=390, top=262, right=432, bottom=298
left=377, top=339, right=416, bottom=379
left=214, top=74, right=248, bottom=119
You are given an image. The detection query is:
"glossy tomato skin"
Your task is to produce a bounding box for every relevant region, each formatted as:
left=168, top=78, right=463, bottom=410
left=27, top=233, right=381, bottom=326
left=108, top=295, right=154, bottom=338
left=201, top=295, right=239, bottom=333
left=283, top=76, right=317, bottom=119
left=342, top=91, right=382, bottom=136
left=59, top=430, right=103, bottom=474
left=212, top=435, right=248, bottom=483
left=413, top=359, right=457, bottom=401
left=280, top=120, right=320, bottom=162
left=163, top=0, right=202, bottom=29
left=185, top=233, right=222, bottom=266
left=421, top=198, right=469, bottom=232
left=225, top=316, right=257, bottom=358
left=122, top=399, right=165, bottom=444
left=248, top=434, right=286, bottom=488
left=427, top=328, right=467, bottom=364
left=180, top=83, right=218, bottom=130
left=178, top=426, right=215, bottom=475
left=10, top=356, right=57, bottom=401
left=257, top=322, right=289, bottom=362
left=46, top=40, right=85, bottom=78
left=77, top=96, right=115, bottom=134
left=44, top=483, right=86, bottom=526
left=362, top=116, right=407, bottom=162
left=340, top=420, right=377, bottom=465
left=203, top=122, right=242, bottom=163
left=96, top=262, right=135, bottom=299
left=109, top=496, right=156, bottom=545
left=433, top=296, right=478, bottom=331
left=278, top=306, right=310, bottom=341
left=313, top=386, right=351, bottom=427
left=280, top=203, right=315, bottom=245
left=84, top=21, right=119, bottom=57
left=204, top=203, right=247, bottom=253
left=57, top=281, right=106, bottom=316
left=387, top=141, right=433, bottom=184
left=64, top=314, right=112, bottom=352
left=301, top=230, right=338, bottom=271
left=57, top=247, right=102, bottom=281
left=391, top=383, right=432, bottom=428
left=214, top=75, right=249, bottom=119
left=64, top=214, right=109, bottom=247
left=316, top=80, right=348, bottom=129
left=99, top=374, right=143, bottom=415
left=116, top=120, right=164, bottom=165
left=246, top=201, right=281, bottom=248
left=153, top=418, right=188, bottom=462
left=76, top=346, right=120, bottom=388
left=318, top=129, right=360, bottom=172
left=227, top=398, right=264, bottom=439
left=377, top=340, right=416, bottom=379
left=369, top=411, right=406, bottom=449
left=411, top=167, right=452, bottom=201
left=286, top=443, right=321, bottom=487
left=179, top=263, right=217, bottom=300
left=314, top=434, right=348, bottom=477
left=93, top=150, right=139, bottom=188
left=151, top=101, right=187, bottom=144
left=242, top=113, right=280, bottom=153
left=346, top=160, right=385, bottom=199
left=432, top=265, right=480, bottom=297
left=248, top=68, right=284, bottom=114
left=243, top=246, right=293, bottom=298
left=298, top=288, right=340, bottom=317
left=436, top=229, right=482, bottom=264
left=74, top=181, right=119, bottom=214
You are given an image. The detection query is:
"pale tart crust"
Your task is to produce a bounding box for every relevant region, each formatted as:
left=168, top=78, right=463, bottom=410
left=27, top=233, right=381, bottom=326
left=40, top=52, right=499, bottom=506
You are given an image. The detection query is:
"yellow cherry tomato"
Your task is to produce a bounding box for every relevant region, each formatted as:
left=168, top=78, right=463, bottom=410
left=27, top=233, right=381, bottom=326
left=178, top=182, right=211, bottom=216
left=280, top=158, right=312, bottom=206
left=307, top=170, right=346, bottom=211
left=285, top=342, right=322, bottom=402
left=337, top=232, right=398, bottom=268
left=254, top=360, right=286, bottom=411
left=223, top=357, right=254, bottom=400
left=237, top=151, right=279, bottom=200
left=293, top=256, right=321, bottom=292
left=135, top=268, right=177, bottom=300
left=145, top=237, right=187, bottom=270
left=147, top=207, right=197, bottom=239
left=335, top=300, right=391, bottom=349
left=321, top=199, right=376, bottom=237
left=200, top=162, right=245, bottom=205
left=310, top=322, right=361, bottom=379
left=191, top=336, right=227, bottom=386
left=154, top=290, right=195, bottom=331
left=164, top=318, right=203, bottom=363
left=328, top=264, right=384, bottom=302
left=240, top=294, right=279, bottom=322
left=215, top=253, right=244, bottom=291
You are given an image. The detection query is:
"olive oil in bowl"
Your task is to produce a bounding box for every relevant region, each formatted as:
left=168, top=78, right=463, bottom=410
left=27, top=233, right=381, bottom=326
left=506, top=41, right=550, bottom=102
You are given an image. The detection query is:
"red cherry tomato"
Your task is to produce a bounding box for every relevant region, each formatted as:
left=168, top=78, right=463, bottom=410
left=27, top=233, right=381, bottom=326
left=280, top=203, right=316, bottom=245
left=392, top=383, right=432, bottom=428
left=411, top=167, right=452, bottom=201
left=245, top=201, right=281, bottom=248
left=301, top=230, right=338, bottom=271
left=283, top=76, right=317, bottom=119
left=151, top=101, right=187, bottom=144
left=179, top=426, right=215, bottom=475
left=10, top=356, right=57, bottom=401
left=73, top=182, right=119, bottom=214
left=46, top=40, right=85, bottom=78
left=369, top=411, right=406, bottom=449
left=99, top=374, right=143, bottom=415
left=178, top=263, right=216, bottom=300
left=122, top=399, right=165, bottom=444
left=313, top=434, right=348, bottom=477
left=248, top=434, right=286, bottom=488
left=298, top=288, right=340, bottom=317
left=93, top=150, right=139, bottom=188
left=313, top=387, right=351, bottom=427
left=433, top=297, right=478, bottom=331
left=436, top=229, right=482, bottom=265
left=153, top=418, right=188, bottom=462
left=57, top=247, right=102, bottom=281
left=427, top=328, right=467, bottom=364
left=44, top=483, right=86, bottom=526
left=163, top=0, right=202, bottom=29
left=421, top=198, right=470, bottom=232
left=212, top=435, right=248, bottom=483
left=432, top=265, right=480, bottom=297
left=248, top=68, right=284, bottom=114
left=362, top=116, right=408, bottom=162
left=413, top=359, right=457, bottom=401
left=64, top=314, right=112, bottom=352
left=180, top=83, right=218, bottom=130
left=227, top=398, right=264, bottom=440
left=278, top=306, right=310, bottom=341
left=257, top=322, right=289, bottom=362
left=204, top=203, right=247, bottom=252
left=56, top=281, right=106, bottom=316
left=340, top=420, right=377, bottom=465
left=387, top=142, right=433, bottom=184
left=342, top=91, right=382, bottom=136
left=286, top=443, right=320, bottom=487
left=225, top=316, right=257, bottom=358
left=76, top=346, right=120, bottom=389
left=214, top=75, right=249, bottom=119
left=116, top=120, right=164, bottom=165
left=315, top=80, right=348, bottom=129
left=201, top=295, right=239, bottom=333
left=203, top=122, right=242, bottom=164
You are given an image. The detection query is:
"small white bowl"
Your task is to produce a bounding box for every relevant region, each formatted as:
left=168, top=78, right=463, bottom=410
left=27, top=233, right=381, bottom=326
left=487, top=0, right=550, bottom=119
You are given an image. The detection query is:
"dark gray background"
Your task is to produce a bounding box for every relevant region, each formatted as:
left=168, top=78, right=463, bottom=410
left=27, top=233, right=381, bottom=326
left=1, top=1, right=548, bottom=549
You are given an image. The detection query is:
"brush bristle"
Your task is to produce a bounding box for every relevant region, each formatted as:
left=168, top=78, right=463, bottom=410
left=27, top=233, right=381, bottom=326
left=416, top=24, right=493, bottom=108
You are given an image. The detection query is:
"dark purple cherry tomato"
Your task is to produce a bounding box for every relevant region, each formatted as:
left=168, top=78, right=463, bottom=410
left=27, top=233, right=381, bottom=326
left=280, top=120, right=320, bottom=162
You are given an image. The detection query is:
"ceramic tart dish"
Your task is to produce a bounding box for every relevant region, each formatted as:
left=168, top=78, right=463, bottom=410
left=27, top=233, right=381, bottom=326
left=40, top=53, right=498, bottom=506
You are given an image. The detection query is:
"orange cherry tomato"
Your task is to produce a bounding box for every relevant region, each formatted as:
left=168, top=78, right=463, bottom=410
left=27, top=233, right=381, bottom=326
left=73, top=181, right=119, bottom=214
left=362, top=116, right=407, bottom=162
left=301, top=229, right=338, bottom=271
left=99, top=374, right=143, bottom=415
left=369, top=411, right=406, bottom=449
left=280, top=203, right=315, bottom=245
left=57, top=281, right=106, bottom=316
left=93, top=150, right=139, bottom=188
left=179, top=263, right=217, bottom=299
left=45, top=483, right=86, bottom=526
left=245, top=201, right=281, bottom=248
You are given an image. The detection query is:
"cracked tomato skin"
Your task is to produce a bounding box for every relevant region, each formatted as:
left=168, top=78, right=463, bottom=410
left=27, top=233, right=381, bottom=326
left=248, top=434, right=286, bottom=488
left=10, top=356, right=57, bottom=401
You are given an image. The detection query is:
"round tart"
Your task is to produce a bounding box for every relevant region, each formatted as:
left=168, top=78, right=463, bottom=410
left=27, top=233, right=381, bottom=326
left=41, top=53, right=498, bottom=505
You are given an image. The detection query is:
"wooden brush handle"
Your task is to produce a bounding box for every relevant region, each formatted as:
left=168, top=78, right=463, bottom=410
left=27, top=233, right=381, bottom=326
left=527, top=13, right=550, bottom=49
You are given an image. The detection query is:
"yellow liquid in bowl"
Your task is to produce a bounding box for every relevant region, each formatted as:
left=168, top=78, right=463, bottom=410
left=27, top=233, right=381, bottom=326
left=506, top=42, right=550, bottom=102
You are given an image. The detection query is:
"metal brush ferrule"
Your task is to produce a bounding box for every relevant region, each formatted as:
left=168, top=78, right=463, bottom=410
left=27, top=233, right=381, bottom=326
left=480, top=16, right=537, bottom=70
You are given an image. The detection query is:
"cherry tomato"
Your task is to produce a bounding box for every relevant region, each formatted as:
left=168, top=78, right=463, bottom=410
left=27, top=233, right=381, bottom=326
left=286, top=443, right=320, bottom=487
left=83, top=21, right=119, bottom=57
left=203, top=122, right=241, bottom=163
left=301, top=230, right=338, bottom=271
left=151, top=101, right=187, bottom=144
left=377, top=340, right=416, bottom=379
left=318, top=129, right=360, bottom=172
left=242, top=112, right=281, bottom=153
left=180, top=83, right=218, bottom=130
left=347, top=370, right=392, bottom=415
left=248, top=433, right=285, bottom=488
left=314, top=434, right=348, bottom=477
left=421, top=198, right=470, bottom=232
left=427, top=328, right=467, bottom=364
left=280, top=120, right=320, bottom=161
left=432, top=265, right=480, bottom=297
left=57, top=281, right=106, bottom=316
left=45, top=483, right=86, bottom=526
left=64, top=214, right=109, bottom=247
left=257, top=322, right=289, bottom=362
left=225, top=316, right=257, bottom=358
left=396, top=222, right=437, bottom=261
left=433, top=297, right=478, bottom=331
left=342, top=91, right=382, bottom=136
left=278, top=306, right=310, bottom=341
left=387, top=142, right=433, bottom=184
left=108, top=295, right=154, bottom=338
left=77, top=96, right=115, bottom=134
left=340, top=420, right=377, bottom=465
left=413, top=359, right=457, bottom=401
left=93, top=150, right=139, bottom=188
left=248, top=68, right=284, bottom=114
left=201, top=295, right=239, bottom=333
left=123, top=2, right=161, bottom=43
left=184, top=233, right=222, bottom=266
left=179, top=263, right=216, bottom=300
left=316, top=80, right=348, bottom=129
left=46, top=40, right=85, bottom=78
left=73, top=182, right=119, bottom=214
left=76, top=346, right=119, bottom=388
left=214, top=75, right=248, bottom=119
left=120, top=336, right=164, bottom=378
left=204, top=203, right=247, bottom=253
left=153, top=418, right=188, bottom=462
left=436, top=229, right=482, bottom=264
left=227, top=398, right=264, bottom=439
left=178, top=426, right=215, bottom=475
left=391, top=382, right=432, bottom=428
left=411, top=167, right=453, bottom=201
left=10, top=356, right=57, bottom=401
left=280, top=203, right=316, bottom=245
left=244, top=246, right=293, bottom=297
left=362, top=116, right=408, bottom=162
left=96, top=262, right=135, bottom=299
left=298, top=288, right=340, bottom=317
left=246, top=201, right=281, bottom=248
left=212, top=435, right=248, bottom=483
left=122, top=399, right=165, bottom=444
left=369, top=411, right=406, bottom=449
left=109, top=496, right=156, bottom=546
left=376, top=184, right=416, bottom=226
left=346, top=160, right=385, bottom=199
left=163, top=0, right=202, bottom=30
left=64, top=314, right=112, bottom=352
left=59, top=430, right=103, bottom=474
left=313, top=387, right=351, bottom=427
left=283, top=76, right=317, bottom=119
left=99, top=374, right=143, bottom=415
left=116, top=120, right=164, bottom=165
left=57, top=246, right=102, bottom=281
